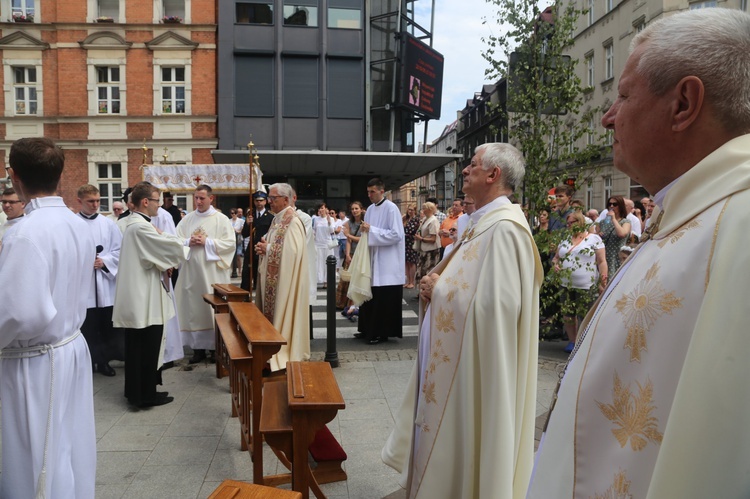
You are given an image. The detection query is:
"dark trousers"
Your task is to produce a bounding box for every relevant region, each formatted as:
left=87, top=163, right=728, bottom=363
left=81, top=306, right=120, bottom=366
left=124, top=324, right=164, bottom=405
left=358, top=285, right=403, bottom=340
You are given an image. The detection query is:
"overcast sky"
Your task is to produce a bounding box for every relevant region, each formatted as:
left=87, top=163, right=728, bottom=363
left=412, top=0, right=500, bottom=147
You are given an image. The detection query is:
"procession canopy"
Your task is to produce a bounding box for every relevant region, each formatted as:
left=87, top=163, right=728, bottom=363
left=142, top=164, right=252, bottom=193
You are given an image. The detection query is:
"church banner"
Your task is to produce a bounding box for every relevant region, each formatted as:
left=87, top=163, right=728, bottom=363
left=142, top=164, right=251, bottom=193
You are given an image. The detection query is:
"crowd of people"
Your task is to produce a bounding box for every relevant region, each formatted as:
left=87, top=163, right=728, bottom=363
left=534, top=183, right=654, bottom=351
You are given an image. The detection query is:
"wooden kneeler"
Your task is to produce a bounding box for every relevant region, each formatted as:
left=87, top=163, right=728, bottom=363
left=260, top=362, right=346, bottom=499
left=209, top=480, right=302, bottom=499
left=204, top=283, right=250, bottom=379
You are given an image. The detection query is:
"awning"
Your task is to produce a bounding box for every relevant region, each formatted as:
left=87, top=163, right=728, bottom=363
left=210, top=149, right=462, bottom=190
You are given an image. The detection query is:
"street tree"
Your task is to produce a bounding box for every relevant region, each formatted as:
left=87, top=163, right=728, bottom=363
left=482, top=0, right=611, bottom=337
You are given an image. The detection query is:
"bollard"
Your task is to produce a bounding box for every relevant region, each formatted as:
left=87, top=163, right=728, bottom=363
left=325, top=255, right=339, bottom=367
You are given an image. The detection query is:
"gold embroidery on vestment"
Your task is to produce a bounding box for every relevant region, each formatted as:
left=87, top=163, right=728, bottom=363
left=462, top=241, right=480, bottom=261
left=435, top=308, right=456, bottom=333
left=596, top=372, right=663, bottom=451
left=657, top=219, right=700, bottom=248
left=614, top=262, right=683, bottom=362
left=423, top=380, right=437, bottom=405
left=444, top=269, right=470, bottom=302
left=590, top=469, right=633, bottom=499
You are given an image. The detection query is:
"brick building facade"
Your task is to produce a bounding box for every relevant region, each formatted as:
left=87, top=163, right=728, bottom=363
left=0, top=0, right=217, bottom=212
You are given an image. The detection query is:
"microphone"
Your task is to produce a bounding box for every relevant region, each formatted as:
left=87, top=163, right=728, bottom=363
left=96, top=245, right=103, bottom=254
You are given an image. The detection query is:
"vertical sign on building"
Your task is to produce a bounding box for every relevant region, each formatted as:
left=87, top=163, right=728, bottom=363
left=399, top=32, right=444, bottom=120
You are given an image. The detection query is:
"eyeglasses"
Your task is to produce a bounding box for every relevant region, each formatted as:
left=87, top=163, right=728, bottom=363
left=461, top=202, right=474, bottom=206
left=607, top=202, right=617, bottom=207
left=147, top=198, right=161, bottom=203
left=267, top=195, right=284, bottom=202
left=1, top=200, right=21, bottom=205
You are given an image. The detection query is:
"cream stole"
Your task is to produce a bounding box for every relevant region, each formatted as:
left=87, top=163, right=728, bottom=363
left=261, top=208, right=296, bottom=322
left=569, top=199, right=727, bottom=497
left=408, top=206, right=524, bottom=497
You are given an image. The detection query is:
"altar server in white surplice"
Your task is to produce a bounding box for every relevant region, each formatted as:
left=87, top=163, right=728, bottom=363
left=255, top=183, right=310, bottom=371
left=152, top=204, right=184, bottom=365
left=357, top=178, right=405, bottom=344
left=0, top=138, right=97, bottom=498
left=0, top=187, right=25, bottom=248
left=175, top=184, right=235, bottom=363
left=528, top=10, right=750, bottom=498
left=114, top=182, right=186, bottom=408
left=382, top=143, right=542, bottom=499
left=77, top=184, right=123, bottom=376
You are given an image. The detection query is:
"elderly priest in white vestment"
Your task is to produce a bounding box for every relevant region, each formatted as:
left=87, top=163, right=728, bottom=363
left=255, top=183, right=311, bottom=372
left=527, top=9, right=750, bottom=498
left=114, top=182, right=187, bottom=408
left=382, top=143, right=543, bottom=499
left=175, top=184, right=236, bottom=363
left=0, top=138, right=97, bottom=498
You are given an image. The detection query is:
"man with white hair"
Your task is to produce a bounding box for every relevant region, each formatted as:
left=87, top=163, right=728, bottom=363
left=383, top=143, right=543, bottom=498
left=106, top=200, right=125, bottom=222
left=254, top=183, right=310, bottom=371
left=529, top=9, right=750, bottom=497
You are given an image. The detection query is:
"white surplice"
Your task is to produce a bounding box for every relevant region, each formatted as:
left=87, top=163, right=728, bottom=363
left=113, top=214, right=187, bottom=329
left=256, top=206, right=311, bottom=371
left=365, top=198, right=405, bottom=287
left=383, top=202, right=542, bottom=499
left=0, top=196, right=97, bottom=499
left=296, top=208, right=317, bottom=302
left=151, top=207, right=184, bottom=363
left=528, top=134, right=750, bottom=498
left=0, top=214, right=25, bottom=248
left=79, top=214, right=121, bottom=308
left=175, top=207, right=235, bottom=350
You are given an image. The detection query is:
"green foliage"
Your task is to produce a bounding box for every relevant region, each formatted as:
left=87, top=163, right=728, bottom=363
left=482, top=0, right=609, bottom=213
left=482, top=0, right=612, bottom=335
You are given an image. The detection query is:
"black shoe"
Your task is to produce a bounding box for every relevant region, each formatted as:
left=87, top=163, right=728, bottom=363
left=353, top=333, right=364, bottom=339
left=156, top=391, right=170, bottom=398
left=231, top=273, right=238, bottom=278
left=161, top=361, right=174, bottom=370
left=97, top=363, right=116, bottom=377
left=207, top=350, right=216, bottom=364
left=188, top=349, right=206, bottom=364
left=368, top=338, right=381, bottom=345
left=139, top=396, right=174, bottom=408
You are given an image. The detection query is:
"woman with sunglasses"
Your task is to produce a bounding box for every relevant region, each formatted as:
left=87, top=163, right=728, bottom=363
left=596, top=195, right=631, bottom=273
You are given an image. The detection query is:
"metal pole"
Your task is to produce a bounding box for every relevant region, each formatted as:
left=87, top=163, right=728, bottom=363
left=325, top=255, right=339, bottom=367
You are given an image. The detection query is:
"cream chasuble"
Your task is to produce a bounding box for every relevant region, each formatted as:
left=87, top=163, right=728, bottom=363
left=175, top=207, right=235, bottom=349
left=383, top=203, right=542, bottom=499
left=528, top=134, right=750, bottom=498
left=256, top=206, right=311, bottom=371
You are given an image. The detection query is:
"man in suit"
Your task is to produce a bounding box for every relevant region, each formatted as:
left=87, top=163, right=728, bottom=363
left=241, top=191, right=273, bottom=291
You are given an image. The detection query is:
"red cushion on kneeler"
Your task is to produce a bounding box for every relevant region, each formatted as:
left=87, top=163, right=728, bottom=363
left=309, top=425, right=347, bottom=461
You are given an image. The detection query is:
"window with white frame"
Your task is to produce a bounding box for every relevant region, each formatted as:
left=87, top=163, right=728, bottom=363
left=96, top=66, right=120, bottom=114
left=587, top=0, right=594, bottom=25
left=587, top=117, right=596, bottom=146
left=11, top=0, right=34, bottom=20
left=97, top=163, right=122, bottom=213
left=604, top=44, right=614, bottom=80
left=161, top=67, right=185, bottom=113
left=603, top=175, right=613, bottom=204
left=13, top=67, right=37, bottom=115
left=163, top=0, right=185, bottom=19
left=606, top=0, right=613, bottom=13
left=98, top=0, right=118, bottom=18
left=585, top=52, right=594, bottom=87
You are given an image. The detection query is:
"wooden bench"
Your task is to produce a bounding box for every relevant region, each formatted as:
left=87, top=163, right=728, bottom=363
left=215, top=313, right=253, bottom=451
left=204, top=283, right=250, bottom=378
left=229, top=301, right=287, bottom=484
left=209, top=480, right=302, bottom=499
left=260, top=361, right=346, bottom=499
